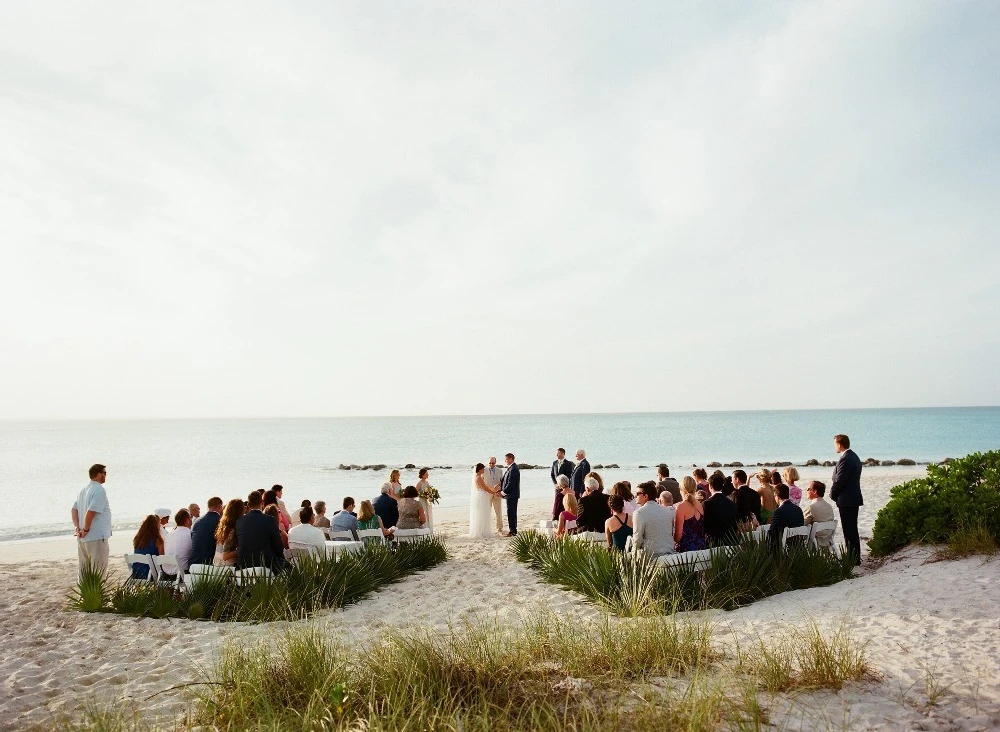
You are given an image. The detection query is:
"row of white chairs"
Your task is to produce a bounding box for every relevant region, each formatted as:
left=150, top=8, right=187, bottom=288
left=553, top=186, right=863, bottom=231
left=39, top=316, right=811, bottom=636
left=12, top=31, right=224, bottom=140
left=744, top=519, right=840, bottom=556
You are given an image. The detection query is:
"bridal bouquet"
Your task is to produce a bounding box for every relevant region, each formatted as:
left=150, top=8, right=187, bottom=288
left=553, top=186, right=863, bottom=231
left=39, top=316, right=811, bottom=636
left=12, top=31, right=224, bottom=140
left=418, top=485, right=441, bottom=505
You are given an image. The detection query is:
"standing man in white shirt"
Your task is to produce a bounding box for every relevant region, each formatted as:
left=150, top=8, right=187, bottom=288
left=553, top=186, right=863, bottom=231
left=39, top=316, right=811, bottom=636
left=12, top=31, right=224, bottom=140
left=164, top=508, right=194, bottom=574
left=483, top=457, right=504, bottom=535
left=71, top=464, right=113, bottom=577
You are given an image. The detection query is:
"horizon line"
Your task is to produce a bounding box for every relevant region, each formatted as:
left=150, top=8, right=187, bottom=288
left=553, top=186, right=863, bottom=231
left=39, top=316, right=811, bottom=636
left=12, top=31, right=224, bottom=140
left=1, top=404, right=998, bottom=423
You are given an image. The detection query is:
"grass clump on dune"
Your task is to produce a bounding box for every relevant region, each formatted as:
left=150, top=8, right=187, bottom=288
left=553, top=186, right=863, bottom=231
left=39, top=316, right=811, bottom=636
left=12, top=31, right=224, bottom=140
left=67, top=538, right=448, bottom=623
left=512, top=532, right=854, bottom=616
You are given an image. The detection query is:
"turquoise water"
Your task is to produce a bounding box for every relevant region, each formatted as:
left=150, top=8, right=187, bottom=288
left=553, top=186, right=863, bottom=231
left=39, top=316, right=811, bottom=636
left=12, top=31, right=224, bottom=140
left=1, top=407, right=996, bottom=541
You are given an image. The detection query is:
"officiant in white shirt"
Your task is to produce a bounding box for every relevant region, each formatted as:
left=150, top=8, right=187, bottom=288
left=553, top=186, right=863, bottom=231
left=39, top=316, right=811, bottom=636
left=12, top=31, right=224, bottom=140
left=483, top=456, right=504, bottom=535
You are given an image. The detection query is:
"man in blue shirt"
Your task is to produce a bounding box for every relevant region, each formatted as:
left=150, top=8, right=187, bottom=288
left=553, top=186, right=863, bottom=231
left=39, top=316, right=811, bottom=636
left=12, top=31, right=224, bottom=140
left=71, top=464, right=113, bottom=577
left=331, top=497, right=360, bottom=540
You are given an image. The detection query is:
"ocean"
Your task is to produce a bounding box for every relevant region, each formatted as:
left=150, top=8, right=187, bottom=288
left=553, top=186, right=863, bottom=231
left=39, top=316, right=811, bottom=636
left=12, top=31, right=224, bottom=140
left=1, top=407, right=997, bottom=542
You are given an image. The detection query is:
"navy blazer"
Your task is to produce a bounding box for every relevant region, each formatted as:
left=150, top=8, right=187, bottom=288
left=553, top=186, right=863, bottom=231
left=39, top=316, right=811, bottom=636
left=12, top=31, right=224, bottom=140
left=768, top=500, right=805, bottom=545
left=571, top=459, right=591, bottom=496
left=703, top=492, right=739, bottom=546
left=189, top=510, right=221, bottom=565
left=551, top=459, right=575, bottom=485
left=502, top=463, right=521, bottom=499
left=576, top=490, right=611, bottom=532
left=830, top=449, right=864, bottom=508
left=373, top=493, right=399, bottom=528
left=235, top=510, right=287, bottom=572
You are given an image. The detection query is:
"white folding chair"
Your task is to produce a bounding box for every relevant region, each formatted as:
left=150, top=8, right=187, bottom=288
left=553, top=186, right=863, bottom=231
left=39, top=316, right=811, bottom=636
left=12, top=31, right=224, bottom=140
left=748, top=526, right=769, bottom=542
left=124, top=553, right=156, bottom=582
left=572, top=531, right=606, bottom=544
left=288, top=542, right=323, bottom=562
left=235, top=566, right=273, bottom=586
left=325, top=540, right=365, bottom=558
left=393, top=528, right=432, bottom=544
left=185, top=563, right=235, bottom=590
left=658, top=548, right=715, bottom=571
left=356, top=528, right=386, bottom=545
left=328, top=530, right=357, bottom=541
left=150, top=554, right=183, bottom=591
left=564, top=519, right=578, bottom=534
left=538, top=520, right=556, bottom=537
left=781, top=525, right=813, bottom=550
left=809, top=520, right=840, bottom=557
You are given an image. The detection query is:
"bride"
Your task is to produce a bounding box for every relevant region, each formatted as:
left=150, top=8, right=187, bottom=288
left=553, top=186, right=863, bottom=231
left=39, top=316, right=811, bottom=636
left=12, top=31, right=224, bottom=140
left=470, top=463, right=497, bottom=539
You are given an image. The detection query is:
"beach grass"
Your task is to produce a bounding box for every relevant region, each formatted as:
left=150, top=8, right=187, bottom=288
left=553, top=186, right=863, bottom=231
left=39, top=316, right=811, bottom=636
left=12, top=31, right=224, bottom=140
left=68, top=538, right=448, bottom=623
left=511, top=533, right=854, bottom=616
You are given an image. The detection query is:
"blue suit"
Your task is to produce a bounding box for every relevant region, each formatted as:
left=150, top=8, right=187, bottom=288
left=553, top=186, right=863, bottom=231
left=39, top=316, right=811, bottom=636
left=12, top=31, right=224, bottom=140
left=189, top=510, right=221, bottom=565
left=571, top=458, right=591, bottom=499
left=830, top=448, right=864, bottom=563
left=501, top=462, right=521, bottom=535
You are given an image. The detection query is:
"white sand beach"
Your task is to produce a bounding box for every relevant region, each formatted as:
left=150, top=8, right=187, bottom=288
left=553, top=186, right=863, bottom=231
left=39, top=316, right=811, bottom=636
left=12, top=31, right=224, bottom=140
left=1, top=469, right=998, bottom=731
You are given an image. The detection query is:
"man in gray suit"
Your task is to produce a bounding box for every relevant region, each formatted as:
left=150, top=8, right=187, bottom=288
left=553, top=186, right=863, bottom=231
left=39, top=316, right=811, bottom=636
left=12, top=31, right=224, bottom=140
left=803, top=480, right=836, bottom=549
left=632, top=482, right=675, bottom=557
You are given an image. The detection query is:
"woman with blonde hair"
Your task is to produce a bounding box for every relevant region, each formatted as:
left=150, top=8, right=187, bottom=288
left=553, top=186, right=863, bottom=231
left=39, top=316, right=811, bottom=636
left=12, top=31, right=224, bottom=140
left=673, top=476, right=707, bottom=552
left=756, top=469, right=778, bottom=524
left=557, top=493, right=579, bottom=538
left=382, top=469, right=403, bottom=499
left=782, top=467, right=803, bottom=506
left=357, top=499, right=394, bottom=544
left=213, top=498, right=244, bottom=567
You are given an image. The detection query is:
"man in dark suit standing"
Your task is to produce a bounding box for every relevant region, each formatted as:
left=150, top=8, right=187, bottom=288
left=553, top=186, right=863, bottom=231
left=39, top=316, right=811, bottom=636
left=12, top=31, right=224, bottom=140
left=829, top=433, right=864, bottom=565
left=571, top=449, right=591, bottom=499
left=703, top=475, right=739, bottom=547
left=501, top=452, right=521, bottom=537
left=236, top=491, right=287, bottom=572
left=550, top=447, right=575, bottom=520
left=188, top=496, right=223, bottom=565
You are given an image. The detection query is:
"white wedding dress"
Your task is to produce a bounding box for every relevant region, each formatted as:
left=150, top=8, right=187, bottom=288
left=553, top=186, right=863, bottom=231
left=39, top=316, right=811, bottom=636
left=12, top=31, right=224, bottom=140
left=469, top=475, right=494, bottom=539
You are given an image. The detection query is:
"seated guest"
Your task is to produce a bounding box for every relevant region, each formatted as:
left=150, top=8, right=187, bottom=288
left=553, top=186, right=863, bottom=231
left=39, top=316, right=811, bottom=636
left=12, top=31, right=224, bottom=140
left=190, top=496, right=223, bottom=565
left=605, top=495, right=633, bottom=552
left=722, top=476, right=735, bottom=498
left=163, top=508, right=194, bottom=574
left=692, top=468, right=710, bottom=500
left=331, top=497, right=360, bottom=540
left=188, top=503, right=201, bottom=521
left=236, top=491, right=287, bottom=572
left=576, top=477, right=611, bottom=532
left=213, top=498, right=244, bottom=567
left=632, top=482, right=674, bottom=557
left=557, top=491, right=578, bottom=538
left=273, top=484, right=293, bottom=530
left=313, top=500, right=331, bottom=529
left=656, top=465, right=681, bottom=504
left=292, top=499, right=312, bottom=526
left=769, top=483, right=805, bottom=549
left=755, top=470, right=778, bottom=524
left=674, top=477, right=707, bottom=552
left=287, top=505, right=328, bottom=553
left=263, top=489, right=291, bottom=532
left=585, top=472, right=604, bottom=493
left=732, top=470, right=762, bottom=529
left=783, top=467, right=804, bottom=506
left=802, top=480, right=836, bottom=548
left=356, top=500, right=394, bottom=544
left=154, top=508, right=171, bottom=541
left=131, top=515, right=164, bottom=579
left=264, top=504, right=289, bottom=550
left=703, top=474, right=739, bottom=547
left=396, top=486, right=426, bottom=530
left=373, top=483, right=399, bottom=529
left=657, top=490, right=674, bottom=508
left=611, top=481, right=638, bottom=515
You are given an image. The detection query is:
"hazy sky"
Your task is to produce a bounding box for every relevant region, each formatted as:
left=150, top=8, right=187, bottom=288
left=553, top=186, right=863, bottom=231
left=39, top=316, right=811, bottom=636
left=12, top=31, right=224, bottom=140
left=1, top=1, right=998, bottom=419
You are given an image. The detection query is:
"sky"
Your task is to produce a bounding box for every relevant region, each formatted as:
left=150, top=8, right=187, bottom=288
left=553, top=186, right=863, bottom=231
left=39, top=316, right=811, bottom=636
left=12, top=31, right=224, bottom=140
left=1, top=1, right=998, bottom=419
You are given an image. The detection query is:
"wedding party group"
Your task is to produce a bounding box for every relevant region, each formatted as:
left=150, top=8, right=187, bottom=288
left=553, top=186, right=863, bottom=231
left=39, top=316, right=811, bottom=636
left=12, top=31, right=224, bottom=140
left=469, top=438, right=865, bottom=564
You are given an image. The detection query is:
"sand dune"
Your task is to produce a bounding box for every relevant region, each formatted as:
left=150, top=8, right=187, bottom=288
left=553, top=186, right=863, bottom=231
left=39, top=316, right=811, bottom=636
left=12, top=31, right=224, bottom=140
left=1, top=472, right=997, bottom=730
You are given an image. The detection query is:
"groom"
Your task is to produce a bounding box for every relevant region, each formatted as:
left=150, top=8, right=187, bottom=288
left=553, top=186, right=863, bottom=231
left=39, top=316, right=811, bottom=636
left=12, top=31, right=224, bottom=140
left=501, top=452, right=520, bottom=537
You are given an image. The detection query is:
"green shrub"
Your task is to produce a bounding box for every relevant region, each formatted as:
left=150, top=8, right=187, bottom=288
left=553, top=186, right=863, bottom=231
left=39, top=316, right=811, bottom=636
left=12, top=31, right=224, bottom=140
left=67, top=563, right=111, bottom=613
left=869, top=450, right=1000, bottom=556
